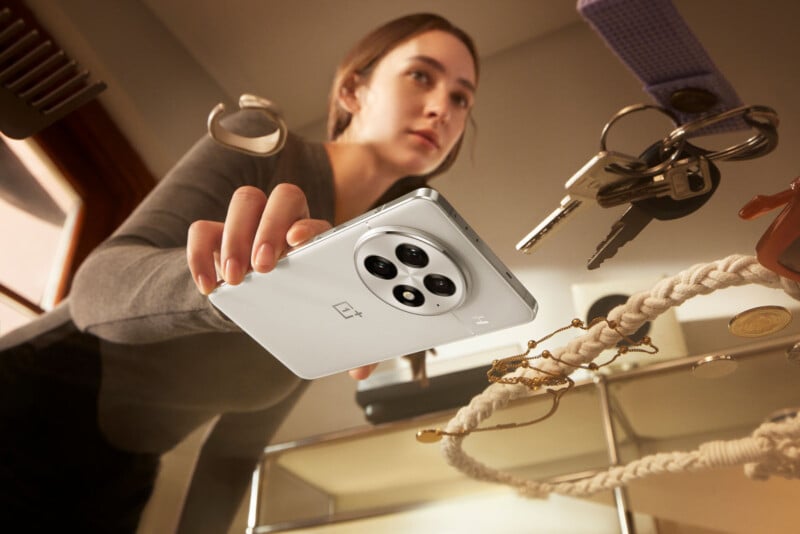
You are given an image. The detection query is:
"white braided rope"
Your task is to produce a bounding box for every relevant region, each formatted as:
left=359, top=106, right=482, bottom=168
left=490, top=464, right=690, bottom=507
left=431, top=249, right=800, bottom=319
left=440, top=254, right=800, bottom=498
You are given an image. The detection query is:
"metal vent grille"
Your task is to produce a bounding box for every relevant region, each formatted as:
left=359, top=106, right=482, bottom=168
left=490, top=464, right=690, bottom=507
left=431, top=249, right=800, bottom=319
left=0, top=5, right=106, bottom=139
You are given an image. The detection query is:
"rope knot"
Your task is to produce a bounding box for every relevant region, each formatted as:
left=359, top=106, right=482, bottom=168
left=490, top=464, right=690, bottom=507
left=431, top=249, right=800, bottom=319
left=745, top=413, right=800, bottom=481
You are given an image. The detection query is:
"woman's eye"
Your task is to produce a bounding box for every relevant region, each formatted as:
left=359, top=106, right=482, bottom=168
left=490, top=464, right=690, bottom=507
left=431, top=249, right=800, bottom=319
left=410, top=70, right=431, bottom=85
left=451, top=92, right=471, bottom=109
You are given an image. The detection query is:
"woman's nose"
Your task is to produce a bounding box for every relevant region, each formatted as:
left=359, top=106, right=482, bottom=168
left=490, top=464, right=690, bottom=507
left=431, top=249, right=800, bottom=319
left=424, top=87, right=451, bottom=123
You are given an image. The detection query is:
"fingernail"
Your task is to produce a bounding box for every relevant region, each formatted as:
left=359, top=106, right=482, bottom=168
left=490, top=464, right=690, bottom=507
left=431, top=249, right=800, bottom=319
left=286, top=231, right=302, bottom=248
left=254, top=243, right=273, bottom=271
left=224, top=258, right=240, bottom=282
left=196, top=274, right=213, bottom=295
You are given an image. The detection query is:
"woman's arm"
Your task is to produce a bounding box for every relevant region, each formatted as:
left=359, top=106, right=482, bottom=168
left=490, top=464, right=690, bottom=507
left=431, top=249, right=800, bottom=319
left=69, top=112, right=273, bottom=343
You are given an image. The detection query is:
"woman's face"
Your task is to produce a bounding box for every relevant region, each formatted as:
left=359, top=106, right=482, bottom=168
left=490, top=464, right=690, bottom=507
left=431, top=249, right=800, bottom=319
left=345, top=30, right=477, bottom=177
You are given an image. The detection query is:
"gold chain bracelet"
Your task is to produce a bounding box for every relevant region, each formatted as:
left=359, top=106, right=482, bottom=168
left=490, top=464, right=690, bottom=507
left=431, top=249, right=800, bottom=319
left=416, top=317, right=658, bottom=443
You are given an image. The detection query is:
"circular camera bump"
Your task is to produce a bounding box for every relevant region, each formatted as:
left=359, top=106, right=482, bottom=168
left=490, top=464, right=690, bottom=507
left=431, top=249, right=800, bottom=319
left=354, top=227, right=467, bottom=316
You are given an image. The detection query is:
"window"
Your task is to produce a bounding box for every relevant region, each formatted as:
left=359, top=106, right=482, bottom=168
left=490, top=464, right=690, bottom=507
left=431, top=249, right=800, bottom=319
left=0, top=2, right=157, bottom=337
left=0, top=133, right=82, bottom=335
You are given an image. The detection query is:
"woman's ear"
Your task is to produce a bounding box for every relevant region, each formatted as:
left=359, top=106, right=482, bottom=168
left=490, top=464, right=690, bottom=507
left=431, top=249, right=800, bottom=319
left=338, top=73, right=364, bottom=114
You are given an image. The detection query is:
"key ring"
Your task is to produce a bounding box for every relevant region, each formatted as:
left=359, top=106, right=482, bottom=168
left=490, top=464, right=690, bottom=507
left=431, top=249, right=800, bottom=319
left=599, top=103, right=685, bottom=178
left=661, top=105, right=779, bottom=162
left=207, top=94, right=288, bottom=157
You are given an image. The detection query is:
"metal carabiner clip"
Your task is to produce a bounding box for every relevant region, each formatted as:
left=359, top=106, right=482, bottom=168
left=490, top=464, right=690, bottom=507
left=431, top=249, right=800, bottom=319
left=207, top=94, right=288, bottom=157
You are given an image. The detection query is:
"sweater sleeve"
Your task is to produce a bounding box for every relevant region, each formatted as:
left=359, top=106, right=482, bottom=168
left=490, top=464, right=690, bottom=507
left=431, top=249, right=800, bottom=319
left=69, top=111, right=282, bottom=343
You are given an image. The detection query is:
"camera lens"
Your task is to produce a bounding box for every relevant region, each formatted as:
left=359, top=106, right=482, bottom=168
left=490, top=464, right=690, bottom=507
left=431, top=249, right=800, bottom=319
left=364, top=255, right=397, bottom=280
left=396, top=243, right=429, bottom=268
left=393, top=284, right=425, bottom=307
left=424, top=274, right=456, bottom=296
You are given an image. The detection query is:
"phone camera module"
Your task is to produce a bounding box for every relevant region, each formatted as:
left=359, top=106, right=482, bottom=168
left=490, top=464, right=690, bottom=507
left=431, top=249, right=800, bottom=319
left=424, top=274, right=457, bottom=296
left=355, top=227, right=467, bottom=316
left=396, top=243, right=429, bottom=268
left=393, top=284, right=425, bottom=307
left=364, top=255, right=397, bottom=280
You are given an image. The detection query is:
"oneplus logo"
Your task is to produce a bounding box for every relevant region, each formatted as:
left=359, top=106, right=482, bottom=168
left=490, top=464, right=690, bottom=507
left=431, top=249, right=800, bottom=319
left=334, top=301, right=363, bottom=319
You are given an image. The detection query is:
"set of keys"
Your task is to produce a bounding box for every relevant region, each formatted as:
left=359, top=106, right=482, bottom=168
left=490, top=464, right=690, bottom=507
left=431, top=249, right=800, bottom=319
left=516, top=145, right=719, bottom=269
left=516, top=104, right=779, bottom=269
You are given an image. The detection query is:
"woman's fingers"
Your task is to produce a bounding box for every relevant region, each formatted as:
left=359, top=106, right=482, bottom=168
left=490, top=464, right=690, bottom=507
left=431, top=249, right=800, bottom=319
left=286, top=218, right=333, bottom=248
left=187, top=220, right=224, bottom=295
left=220, top=186, right=268, bottom=284
left=190, top=183, right=330, bottom=295
left=348, top=364, right=378, bottom=380
left=251, top=183, right=312, bottom=272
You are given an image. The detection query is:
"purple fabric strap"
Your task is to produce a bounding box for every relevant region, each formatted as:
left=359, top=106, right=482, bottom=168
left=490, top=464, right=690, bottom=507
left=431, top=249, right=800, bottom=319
left=578, top=0, right=746, bottom=132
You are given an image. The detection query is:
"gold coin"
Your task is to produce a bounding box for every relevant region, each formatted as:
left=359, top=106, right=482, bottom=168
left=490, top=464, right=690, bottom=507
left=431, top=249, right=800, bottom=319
left=728, top=305, right=792, bottom=338
left=692, top=354, right=738, bottom=378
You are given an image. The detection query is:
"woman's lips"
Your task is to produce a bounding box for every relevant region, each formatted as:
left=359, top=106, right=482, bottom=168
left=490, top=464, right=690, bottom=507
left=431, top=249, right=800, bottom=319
left=409, top=129, right=440, bottom=149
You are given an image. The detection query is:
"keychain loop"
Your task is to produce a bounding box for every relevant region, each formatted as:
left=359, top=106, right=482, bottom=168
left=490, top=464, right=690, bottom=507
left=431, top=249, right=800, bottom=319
left=207, top=94, right=288, bottom=157
left=598, top=104, right=779, bottom=179
left=662, top=105, right=779, bottom=162
left=599, top=103, right=685, bottom=178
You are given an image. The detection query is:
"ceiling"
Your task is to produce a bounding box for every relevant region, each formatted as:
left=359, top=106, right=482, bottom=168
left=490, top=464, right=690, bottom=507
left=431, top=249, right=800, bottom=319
left=137, top=0, right=582, bottom=129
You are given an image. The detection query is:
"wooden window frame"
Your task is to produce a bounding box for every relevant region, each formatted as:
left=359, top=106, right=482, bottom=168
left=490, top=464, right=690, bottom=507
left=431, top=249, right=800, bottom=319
left=1, top=0, right=157, bottom=312
left=0, top=100, right=156, bottom=311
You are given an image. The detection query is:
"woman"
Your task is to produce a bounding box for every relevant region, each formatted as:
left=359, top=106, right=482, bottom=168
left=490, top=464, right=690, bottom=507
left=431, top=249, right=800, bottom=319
left=0, top=12, right=479, bottom=534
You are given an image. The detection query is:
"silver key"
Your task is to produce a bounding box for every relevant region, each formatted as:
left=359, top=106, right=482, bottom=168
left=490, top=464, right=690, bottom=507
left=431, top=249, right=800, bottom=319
left=516, top=151, right=643, bottom=254
left=587, top=205, right=653, bottom=269
left=596, top=156, right=712, bottom=208
left=660, top=156, right=712, bottom=200
left=564, top=151, right=644, bottom=201
left=516, top=194, right=582, bottom=253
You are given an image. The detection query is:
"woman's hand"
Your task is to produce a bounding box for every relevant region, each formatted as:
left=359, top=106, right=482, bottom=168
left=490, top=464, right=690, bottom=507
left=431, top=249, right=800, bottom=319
left=187, top=183, right=377, bottom=380
left=187, top=183, right=331, bottom=294
left=348, top=364, right=378, bottom=380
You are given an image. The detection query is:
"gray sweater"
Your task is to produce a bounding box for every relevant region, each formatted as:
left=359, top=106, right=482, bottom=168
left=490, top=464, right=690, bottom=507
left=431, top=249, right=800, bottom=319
left=2, top=111, right=334, bottom=453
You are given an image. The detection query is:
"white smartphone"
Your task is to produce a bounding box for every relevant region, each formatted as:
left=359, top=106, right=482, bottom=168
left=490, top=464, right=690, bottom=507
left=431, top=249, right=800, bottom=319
left=209, top=188, right=537, bottom=379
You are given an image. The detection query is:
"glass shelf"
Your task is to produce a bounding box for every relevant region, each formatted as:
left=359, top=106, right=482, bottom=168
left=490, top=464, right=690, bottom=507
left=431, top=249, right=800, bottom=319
left=247, top=333, right=800, bottom=533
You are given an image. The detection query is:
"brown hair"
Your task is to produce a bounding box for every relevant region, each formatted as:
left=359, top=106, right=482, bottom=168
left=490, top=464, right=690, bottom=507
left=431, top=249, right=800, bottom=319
left=327, top=13, right=479, bottom=184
